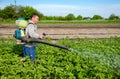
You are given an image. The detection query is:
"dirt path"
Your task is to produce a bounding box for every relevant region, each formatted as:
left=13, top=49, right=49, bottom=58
left=0, top=24, right=120, bottom=39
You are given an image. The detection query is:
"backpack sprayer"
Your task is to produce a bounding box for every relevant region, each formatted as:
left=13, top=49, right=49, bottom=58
left=14, top=18, right=70, bottom=51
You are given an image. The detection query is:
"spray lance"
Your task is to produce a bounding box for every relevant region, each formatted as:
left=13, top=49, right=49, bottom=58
left=21, top=33, right=71, bottom=51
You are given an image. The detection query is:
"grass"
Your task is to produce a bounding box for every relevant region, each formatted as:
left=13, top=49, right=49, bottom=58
left=0, top=20, right=120, bottom=24
left=39, top=20, right=120, bottom=24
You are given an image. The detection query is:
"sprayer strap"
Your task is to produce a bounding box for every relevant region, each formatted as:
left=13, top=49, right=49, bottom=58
left=28, top=23, right=35, bottom=25
left=27, top=23, right=35, bottom=38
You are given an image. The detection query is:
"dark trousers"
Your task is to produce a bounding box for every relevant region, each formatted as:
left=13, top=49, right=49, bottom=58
left=22, top=45, right=36, bottom=61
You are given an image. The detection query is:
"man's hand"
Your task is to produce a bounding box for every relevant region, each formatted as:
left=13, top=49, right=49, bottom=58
left=39, top=34, right=44, bottom=39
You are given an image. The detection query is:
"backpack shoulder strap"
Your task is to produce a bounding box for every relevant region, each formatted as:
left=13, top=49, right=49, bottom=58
left=28, top=23, right=34, bottom=25
left=26, top=23, right=35, bottom=38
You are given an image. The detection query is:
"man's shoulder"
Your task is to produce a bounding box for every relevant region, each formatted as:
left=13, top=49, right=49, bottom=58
left=27, top=22, right=35, bottom=27
left=28, top=20, right=35, bottom=25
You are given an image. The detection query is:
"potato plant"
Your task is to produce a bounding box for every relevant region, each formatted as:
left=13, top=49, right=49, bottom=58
left=0, top=37, right=120, bottom=79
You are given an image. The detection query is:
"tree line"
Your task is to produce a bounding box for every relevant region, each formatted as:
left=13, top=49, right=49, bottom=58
left=0, top=5, right=120, bottom=21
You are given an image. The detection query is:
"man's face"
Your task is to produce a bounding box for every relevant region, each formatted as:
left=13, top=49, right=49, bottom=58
left=32, top=16, right=39, bottom=23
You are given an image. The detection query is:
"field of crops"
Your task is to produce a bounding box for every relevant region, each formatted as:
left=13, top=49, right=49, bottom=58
left=0, top=20, right=120, bottom=24
left=0, top=37, right=120, bottom=79
left=39, top=20, right=120, bottom=24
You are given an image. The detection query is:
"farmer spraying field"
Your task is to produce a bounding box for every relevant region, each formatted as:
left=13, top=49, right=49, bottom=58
left=22, top=14, right=44, bottom=64
left=14, top=14, right=44, bottom=64
left=14, top=14, right=71, bottom=64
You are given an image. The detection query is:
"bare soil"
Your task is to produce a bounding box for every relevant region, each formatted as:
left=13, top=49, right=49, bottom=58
left=0, top=24, right=120, bottom=39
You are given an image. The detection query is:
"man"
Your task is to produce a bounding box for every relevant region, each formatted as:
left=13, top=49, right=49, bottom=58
left=21, top=13, right=43, bottom=64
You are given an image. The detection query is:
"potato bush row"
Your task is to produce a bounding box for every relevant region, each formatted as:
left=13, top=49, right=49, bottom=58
left=0, top=37, right=120, bottom=79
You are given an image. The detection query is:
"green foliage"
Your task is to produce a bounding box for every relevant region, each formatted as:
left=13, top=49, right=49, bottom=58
left=92, top=15, right=103, bottom=20
left=58, top=16, right=66, bottom=20
left=41, top=14, right=76, bottom=21
left=76, top=15, right=82, bottom=20
left=41, top=16, right=66, bottom=20
left=83, top=17, right=91, bottom=20
left=0, top=5, right=16, bottom=19
left=65, top=13, right=75, bottom=20
left=0, top=37, right=120, bottom=78
left=23, top=6, right=43, bottom=20
left=0, top=5, right=43, bottom=20
left=0, top=9, right=2, bottom=18
left=109, top=14, right=119, bottom=20
left=1, top=5, right=120, bottom=21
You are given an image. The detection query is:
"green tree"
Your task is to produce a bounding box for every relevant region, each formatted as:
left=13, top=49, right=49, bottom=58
left=1, top=5, right=16, bottom=19
left=0, top=5, right=43, bottom=20
left=0, top=9, right=2, bottom=18
left=65, top=13, right=75, bottom=20
left=92, top=15, right=103, bottom=20
left=58, top=16, right=65, bottom=20
left=109, top=14, right=119, bottom=20
left=22, top=6, right=43, bottom=20
left=44, top=16, right=52, bottom=20
left=41, top=16, right=47, bottom=20
left=0, top=9, right=4, bottom=21
left=83, top=17, right=91, bottom=20
left=76, top=15, right=82, bottom=20
left=16, top=6, right=25, bottom=18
